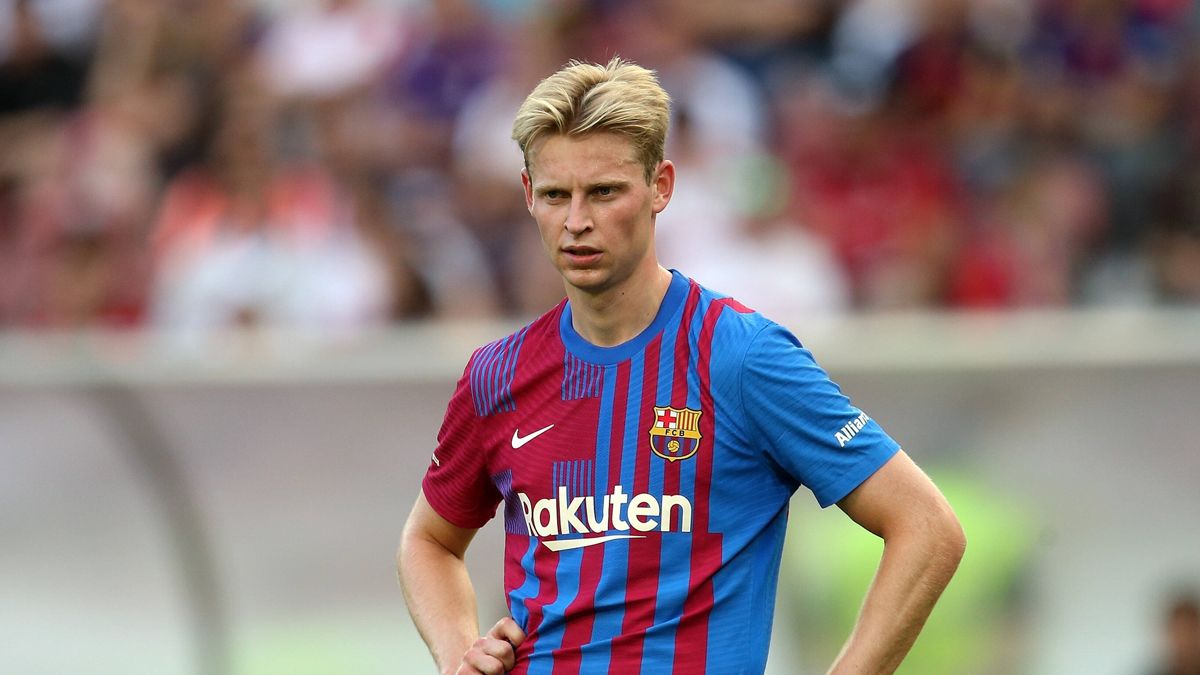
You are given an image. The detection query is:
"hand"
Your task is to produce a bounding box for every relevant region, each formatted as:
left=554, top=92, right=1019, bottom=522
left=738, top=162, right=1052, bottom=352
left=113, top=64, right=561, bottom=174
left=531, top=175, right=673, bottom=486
left=455, top=617, right=526, bottom=674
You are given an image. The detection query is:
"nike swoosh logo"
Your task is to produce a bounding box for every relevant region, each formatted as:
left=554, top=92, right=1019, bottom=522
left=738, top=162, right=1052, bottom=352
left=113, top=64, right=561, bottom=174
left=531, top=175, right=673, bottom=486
left=541, top=534, right=644, bottom=551
left=511, top=424, right=555, bottom=449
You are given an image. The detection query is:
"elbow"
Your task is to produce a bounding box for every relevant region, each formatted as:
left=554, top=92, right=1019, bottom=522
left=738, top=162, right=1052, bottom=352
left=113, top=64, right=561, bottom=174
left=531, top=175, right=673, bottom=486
left=939, top=507, right=967, bottom=570
left=396, top=513, right=426, bottom=581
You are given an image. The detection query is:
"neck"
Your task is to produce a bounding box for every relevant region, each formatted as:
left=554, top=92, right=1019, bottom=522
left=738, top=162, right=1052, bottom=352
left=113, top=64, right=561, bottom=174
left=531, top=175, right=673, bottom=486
left=567, top=265, right=673, bottom=347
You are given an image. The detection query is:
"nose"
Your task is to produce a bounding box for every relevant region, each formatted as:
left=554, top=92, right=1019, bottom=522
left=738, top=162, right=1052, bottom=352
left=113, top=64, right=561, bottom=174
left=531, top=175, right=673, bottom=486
left=563, top=196, right=592, bottom=235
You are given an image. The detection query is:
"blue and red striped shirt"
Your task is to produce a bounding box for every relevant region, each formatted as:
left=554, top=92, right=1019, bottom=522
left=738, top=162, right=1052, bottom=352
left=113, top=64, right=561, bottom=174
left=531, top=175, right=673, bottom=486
left=423, top=270, right=899, bottom=674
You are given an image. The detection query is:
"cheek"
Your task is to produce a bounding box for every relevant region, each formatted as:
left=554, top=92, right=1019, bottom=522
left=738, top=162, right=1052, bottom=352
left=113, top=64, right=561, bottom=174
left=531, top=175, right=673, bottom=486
left=614, top=201, right=651, bottom=238
left=532, top=209, right=560, bottom=245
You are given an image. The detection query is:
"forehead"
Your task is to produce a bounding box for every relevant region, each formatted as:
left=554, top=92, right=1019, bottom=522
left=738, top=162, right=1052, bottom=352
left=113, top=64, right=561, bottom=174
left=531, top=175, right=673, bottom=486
left=526, top=132, right=641, bottom=183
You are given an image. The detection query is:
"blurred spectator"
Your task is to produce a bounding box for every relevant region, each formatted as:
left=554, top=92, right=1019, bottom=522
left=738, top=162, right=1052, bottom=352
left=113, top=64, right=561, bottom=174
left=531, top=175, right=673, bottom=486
left=1146, top=591, right=1200, bottom=675
left=778, top=69, right=962, bottom=309
left=0, top=0, right=100, bottom=116
left=258, top=0, right=401, bottom=102
left=1, top=101, right=156, bottom=328
left=1147, top=171, right=1200, bottom=303
left=3, top=0, right=1200, bottom=331
left=949, top=152, right=1108, bottom=307
left=663, top=145, right=850, bottom=319
left=149, top=65, right=393, bottom=340
left=596, top=0, right=768, bottom=160
left=381, top=0, right=503, bottom=173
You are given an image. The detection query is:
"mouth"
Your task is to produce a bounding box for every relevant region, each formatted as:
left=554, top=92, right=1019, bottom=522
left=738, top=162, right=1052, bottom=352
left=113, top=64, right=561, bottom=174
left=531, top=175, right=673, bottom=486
left=561, top=245, right=603, bottom=266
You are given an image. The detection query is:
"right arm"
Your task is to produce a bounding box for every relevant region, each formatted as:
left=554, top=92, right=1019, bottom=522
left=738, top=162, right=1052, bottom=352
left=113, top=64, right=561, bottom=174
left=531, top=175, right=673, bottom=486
left=398, top=490, right=524, bottom=674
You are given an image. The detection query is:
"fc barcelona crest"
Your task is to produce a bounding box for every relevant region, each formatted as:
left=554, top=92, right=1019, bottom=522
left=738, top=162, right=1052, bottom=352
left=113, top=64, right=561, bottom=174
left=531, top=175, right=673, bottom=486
left=649, top=407, right=702, bottom=462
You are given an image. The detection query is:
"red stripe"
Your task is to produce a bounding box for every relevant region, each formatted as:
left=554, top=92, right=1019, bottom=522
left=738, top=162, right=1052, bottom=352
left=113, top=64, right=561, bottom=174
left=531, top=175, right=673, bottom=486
left=672, top=283, right=702, bottom=403
left=671, top=297, right=731, bottom=674
left=717, top=297, right=754, bottom=314
left=609, top=335, right=662, bottom=671
left=661, top=281, right=702, bottom=562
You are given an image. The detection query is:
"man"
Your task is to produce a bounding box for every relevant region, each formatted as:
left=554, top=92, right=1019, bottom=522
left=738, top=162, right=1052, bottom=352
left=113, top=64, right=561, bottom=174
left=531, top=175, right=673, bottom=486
left=398, top=57, right=965, bottom=674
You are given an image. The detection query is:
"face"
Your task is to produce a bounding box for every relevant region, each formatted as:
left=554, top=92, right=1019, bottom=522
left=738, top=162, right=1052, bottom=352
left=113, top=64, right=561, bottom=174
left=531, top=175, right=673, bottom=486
left=522, top=132, right=674, bottom=297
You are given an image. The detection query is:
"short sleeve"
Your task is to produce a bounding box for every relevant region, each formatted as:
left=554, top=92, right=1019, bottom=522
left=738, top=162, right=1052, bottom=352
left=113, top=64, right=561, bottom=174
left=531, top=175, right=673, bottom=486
left=741, top=323, right=900, bottom=507
left=421, top=357, right=503, bottom=528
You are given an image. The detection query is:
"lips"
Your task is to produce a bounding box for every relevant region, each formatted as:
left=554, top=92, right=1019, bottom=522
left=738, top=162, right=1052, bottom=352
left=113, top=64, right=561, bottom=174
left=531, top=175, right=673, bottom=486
left=562, top=245, right=602, bottom=266
left=563, top=245, right=601, bottom=255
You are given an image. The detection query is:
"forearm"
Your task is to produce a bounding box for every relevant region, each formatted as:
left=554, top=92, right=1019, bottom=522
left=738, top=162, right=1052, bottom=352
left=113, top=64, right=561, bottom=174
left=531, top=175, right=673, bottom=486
left=827, top=525, right=965, bottom=675
left=399, top=531, right=481, bottom=674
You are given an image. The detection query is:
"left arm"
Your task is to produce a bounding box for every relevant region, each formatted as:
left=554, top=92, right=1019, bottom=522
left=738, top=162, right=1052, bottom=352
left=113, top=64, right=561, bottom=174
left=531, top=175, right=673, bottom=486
left=826, top=450, right=966, bottom=675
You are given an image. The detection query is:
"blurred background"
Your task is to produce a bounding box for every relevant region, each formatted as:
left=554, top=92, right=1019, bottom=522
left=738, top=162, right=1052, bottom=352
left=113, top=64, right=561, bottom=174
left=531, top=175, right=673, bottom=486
left=1, top=0, right=1198, bottom=673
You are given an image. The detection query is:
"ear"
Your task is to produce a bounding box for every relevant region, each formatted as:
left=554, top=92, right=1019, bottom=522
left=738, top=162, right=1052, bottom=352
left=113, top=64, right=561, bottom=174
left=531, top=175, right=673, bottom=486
left=651, top=160, right=675, bottom=215
left=521, top=168, right=535, bottom=212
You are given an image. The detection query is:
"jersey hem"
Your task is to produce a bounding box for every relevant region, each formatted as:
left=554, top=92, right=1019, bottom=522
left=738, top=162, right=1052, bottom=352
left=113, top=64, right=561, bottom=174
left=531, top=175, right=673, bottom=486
left=814, top=442, right=902, bottom=508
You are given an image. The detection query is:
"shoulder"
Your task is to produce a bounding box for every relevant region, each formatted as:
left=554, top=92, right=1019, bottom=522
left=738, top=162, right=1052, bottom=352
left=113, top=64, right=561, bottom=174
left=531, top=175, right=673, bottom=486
left=468, top=299, right=564, bottom=367
left=460, top=299, right=566, bottom=415
left=686, top=277, right=782, bottom=350
left=681, top=277, right=828, bottom=391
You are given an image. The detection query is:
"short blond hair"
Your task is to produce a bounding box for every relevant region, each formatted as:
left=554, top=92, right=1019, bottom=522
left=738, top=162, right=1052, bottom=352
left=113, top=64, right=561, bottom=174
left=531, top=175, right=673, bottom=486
left=512, top=57, right=670, bottom=183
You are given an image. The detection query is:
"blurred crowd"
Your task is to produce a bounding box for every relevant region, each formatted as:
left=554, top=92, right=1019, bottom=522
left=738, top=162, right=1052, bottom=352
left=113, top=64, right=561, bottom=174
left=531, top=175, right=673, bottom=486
left=2, top=0, right=1199, bottom=336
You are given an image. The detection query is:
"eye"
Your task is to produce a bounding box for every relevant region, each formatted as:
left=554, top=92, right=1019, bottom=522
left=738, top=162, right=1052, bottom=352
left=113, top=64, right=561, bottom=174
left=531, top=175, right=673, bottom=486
left=593, top=186, right=614, bottom=197
left=544, top=190, right=564, bottom=201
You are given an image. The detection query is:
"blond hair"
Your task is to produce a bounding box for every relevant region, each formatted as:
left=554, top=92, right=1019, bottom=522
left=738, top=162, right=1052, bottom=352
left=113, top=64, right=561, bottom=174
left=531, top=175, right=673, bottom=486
left=512, top=57, right=670, bottom=183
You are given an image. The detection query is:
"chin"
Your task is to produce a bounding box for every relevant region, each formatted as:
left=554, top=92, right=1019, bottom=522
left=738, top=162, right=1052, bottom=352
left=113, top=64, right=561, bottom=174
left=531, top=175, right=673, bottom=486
left=559, top=267, right=611, bottom=293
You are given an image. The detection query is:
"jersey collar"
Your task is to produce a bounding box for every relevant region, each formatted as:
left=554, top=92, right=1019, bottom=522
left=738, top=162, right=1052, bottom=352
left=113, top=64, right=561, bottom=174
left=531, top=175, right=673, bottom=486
left=559, top=269, right=689, bottom=366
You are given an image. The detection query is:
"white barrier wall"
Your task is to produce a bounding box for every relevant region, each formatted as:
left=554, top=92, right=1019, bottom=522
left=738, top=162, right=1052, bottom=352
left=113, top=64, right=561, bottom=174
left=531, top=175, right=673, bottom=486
left=2, top=310, right=1198, bottom=674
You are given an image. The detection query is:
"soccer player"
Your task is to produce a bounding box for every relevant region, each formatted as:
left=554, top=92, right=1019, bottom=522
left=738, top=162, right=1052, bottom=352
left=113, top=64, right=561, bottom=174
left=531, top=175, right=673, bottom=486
left=398, top=58, right=965, bottom=675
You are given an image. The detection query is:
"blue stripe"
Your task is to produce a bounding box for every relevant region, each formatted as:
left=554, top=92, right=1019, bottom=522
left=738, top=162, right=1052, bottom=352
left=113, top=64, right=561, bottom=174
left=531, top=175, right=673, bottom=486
left=479, top=345, right=493, bottom=414
left=563, top=353, right=573, bottom=401
left=593, top=365, right=615, bottom=495
left=489, top=341, right=504, bottom=413
left=620, top=350, right=644, bottom=494
left=470, top=350, right=483, bottom=416
left=485, top=340, right=500, bottom=414
left=501, top=330, right=522, bottom=411
left=579, top=365, right=620, bottom=674
left=561, top=352, right=568, bottom=401
left=507, top=538, right=539, bottom=632
left=526, top=547, right=584, bottom=675
left=497, top=336, right=511, bottom=411
left=571, top=358, right=579, bottom=400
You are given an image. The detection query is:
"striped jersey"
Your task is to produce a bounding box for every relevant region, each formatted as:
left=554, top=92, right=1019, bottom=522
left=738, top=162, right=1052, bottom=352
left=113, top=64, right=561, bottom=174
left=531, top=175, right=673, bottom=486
left=422, top=270, right=899, bottom=674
